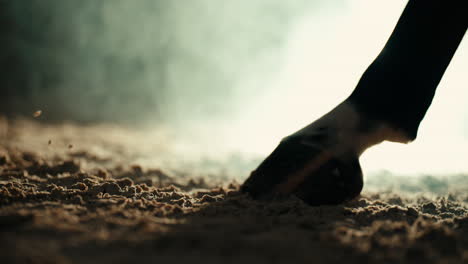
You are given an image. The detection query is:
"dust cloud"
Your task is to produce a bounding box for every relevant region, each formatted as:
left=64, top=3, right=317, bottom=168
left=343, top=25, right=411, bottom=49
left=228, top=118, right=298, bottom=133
left=1, top=0, right=467, bottom=176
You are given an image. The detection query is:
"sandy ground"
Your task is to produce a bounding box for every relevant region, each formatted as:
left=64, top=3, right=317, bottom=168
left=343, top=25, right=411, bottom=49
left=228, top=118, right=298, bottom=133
left=1, top=117, right=468, bottom=264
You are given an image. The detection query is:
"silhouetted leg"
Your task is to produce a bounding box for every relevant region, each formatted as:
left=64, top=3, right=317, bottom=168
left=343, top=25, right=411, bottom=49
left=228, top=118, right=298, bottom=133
left=242, top=0, right=467, bottom=205
left=349, top=0, right=467, bottom=140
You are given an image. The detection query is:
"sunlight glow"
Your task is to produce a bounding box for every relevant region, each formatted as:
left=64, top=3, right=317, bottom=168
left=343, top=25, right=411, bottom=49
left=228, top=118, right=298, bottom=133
left=221, top=0, right=468, bottom=175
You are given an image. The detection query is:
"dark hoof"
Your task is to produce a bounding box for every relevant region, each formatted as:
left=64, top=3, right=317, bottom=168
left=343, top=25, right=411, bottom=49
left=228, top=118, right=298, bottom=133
left=241, top=137, right=363, bottom=206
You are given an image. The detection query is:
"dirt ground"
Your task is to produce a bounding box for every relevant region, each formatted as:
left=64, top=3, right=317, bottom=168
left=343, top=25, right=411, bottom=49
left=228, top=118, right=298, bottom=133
left=1, top=117, right=467, bottom=264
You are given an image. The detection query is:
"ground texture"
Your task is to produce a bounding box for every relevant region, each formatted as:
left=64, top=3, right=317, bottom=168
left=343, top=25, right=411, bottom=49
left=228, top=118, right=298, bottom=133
left=1, top=118, right=468, bottom=264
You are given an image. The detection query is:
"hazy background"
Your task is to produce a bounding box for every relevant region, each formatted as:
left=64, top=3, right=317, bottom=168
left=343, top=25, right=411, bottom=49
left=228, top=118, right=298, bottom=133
left=0, top=0, right=467, bottom=176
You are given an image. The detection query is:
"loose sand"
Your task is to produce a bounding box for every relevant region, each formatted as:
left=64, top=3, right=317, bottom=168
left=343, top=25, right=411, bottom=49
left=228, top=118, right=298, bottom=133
left=0, top=118, right=467, bottom=264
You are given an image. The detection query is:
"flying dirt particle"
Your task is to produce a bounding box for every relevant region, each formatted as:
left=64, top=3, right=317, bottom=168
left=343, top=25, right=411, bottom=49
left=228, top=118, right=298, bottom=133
left=0, top=154, right=8, bottom=165
left=33, top=110, right=42, bottom=118
left=48, top=140, right=52, bottom=145
left=68, top=144, right=73, bottom=149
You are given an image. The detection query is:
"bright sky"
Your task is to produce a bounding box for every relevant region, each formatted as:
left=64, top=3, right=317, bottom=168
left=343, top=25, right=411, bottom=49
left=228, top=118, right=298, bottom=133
left=222, top=0, right=468, bottom=175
